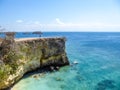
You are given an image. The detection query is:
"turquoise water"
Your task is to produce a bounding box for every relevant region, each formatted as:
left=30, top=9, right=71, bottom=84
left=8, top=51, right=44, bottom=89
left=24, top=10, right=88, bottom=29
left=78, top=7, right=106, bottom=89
left=12, top=32, right=120, bottom=90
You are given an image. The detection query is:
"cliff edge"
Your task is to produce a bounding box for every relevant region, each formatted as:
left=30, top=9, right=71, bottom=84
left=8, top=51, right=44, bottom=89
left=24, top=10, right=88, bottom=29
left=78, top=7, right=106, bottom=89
left=0, top=37, right=69, bottom=89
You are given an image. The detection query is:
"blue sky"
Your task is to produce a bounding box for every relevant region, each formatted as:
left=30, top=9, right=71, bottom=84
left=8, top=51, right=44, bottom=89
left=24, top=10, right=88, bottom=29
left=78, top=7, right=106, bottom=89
left=0, top=0, right=120, bottom=32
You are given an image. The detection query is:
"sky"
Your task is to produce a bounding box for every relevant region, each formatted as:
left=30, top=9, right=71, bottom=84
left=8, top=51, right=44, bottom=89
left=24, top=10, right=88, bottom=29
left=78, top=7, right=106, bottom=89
left=0, top=0, right=120, bottom=32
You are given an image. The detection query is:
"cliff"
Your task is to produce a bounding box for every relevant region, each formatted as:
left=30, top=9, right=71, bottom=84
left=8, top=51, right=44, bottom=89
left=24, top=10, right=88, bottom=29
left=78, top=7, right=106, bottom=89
left=0, top=37, right=69, bottom=89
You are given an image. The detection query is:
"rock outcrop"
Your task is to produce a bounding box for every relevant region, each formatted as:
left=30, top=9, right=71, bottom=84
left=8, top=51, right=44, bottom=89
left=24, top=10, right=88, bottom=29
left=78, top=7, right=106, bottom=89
left=0, top=37, right=69, bottom=89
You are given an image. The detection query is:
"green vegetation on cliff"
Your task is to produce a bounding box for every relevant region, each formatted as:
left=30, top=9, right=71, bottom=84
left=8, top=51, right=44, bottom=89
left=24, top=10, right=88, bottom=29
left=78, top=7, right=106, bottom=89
left=0, top=36, right=69, bottom=89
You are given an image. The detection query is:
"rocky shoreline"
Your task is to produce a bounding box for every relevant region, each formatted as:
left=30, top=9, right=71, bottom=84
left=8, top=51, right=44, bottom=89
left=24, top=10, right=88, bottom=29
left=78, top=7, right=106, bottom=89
left=0, top=37, right=69, bottom=90
left=8, top=65, right=67, bottom=90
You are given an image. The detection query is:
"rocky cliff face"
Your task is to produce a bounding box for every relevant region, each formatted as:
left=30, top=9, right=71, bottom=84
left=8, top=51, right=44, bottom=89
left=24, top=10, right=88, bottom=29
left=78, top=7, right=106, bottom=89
left=0, top=37, right=69, bottom=89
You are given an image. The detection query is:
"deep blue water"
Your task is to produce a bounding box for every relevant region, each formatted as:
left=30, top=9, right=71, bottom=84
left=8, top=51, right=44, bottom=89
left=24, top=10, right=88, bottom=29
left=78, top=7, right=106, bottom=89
left=12, top=32, right=120, bottom=90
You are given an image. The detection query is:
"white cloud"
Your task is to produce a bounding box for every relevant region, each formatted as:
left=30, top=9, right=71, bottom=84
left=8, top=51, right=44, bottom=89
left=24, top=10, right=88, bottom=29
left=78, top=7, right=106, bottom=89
left=34, top=21, right=40, bottom=25
left=15, top=20, right=43, bottom=30
left=44, top=19, right=120, bottom=29
left=55, top=18, right=65, bottom=25
left=7, top=19, right=120, bottom=31
left=16, top=20, right=23, bottom=23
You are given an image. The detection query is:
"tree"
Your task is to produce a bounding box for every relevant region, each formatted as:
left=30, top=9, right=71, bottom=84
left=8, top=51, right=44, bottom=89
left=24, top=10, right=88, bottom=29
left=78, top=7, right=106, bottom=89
left=0, top=32, right=16, bottom=63
left=0, top=26, right=16, bottom=63
left=5, top=32, right=16, bottom=40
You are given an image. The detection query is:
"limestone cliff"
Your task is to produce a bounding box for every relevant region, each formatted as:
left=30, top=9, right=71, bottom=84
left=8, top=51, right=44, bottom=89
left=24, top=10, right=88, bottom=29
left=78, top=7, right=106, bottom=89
left=0, top=37, right=69, bottom=89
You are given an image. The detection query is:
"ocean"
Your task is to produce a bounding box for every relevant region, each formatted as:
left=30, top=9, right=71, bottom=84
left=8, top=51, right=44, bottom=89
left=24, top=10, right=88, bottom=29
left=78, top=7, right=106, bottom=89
left=11, top=32, right=120, bottom=90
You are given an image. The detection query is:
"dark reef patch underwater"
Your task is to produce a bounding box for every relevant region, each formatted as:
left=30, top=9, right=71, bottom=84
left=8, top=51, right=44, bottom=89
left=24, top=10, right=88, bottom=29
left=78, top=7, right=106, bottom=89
left=10, top=32, right=120, bottom=90
left=96, top=79, right=116, bottom=90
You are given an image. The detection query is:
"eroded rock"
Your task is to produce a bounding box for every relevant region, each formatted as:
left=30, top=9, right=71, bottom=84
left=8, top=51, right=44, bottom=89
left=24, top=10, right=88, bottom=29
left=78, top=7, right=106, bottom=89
left=0, top=37, right=69, bottom=89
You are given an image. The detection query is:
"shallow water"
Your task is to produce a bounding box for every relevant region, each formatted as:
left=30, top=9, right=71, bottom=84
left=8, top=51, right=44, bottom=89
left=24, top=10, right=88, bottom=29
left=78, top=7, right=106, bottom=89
left=12, top=32, right=120, bottom=90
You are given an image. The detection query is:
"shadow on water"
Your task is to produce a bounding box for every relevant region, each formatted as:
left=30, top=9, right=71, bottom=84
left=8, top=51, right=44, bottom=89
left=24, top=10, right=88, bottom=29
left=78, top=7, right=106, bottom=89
left=95, top=79, right=116, bottom=90
left=8, top=65, right=63, bottom=90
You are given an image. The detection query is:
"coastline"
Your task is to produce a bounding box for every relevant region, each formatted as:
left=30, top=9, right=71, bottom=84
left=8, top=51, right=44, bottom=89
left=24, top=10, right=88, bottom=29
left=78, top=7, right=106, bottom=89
left=0, top=37, right=69, bottom=89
